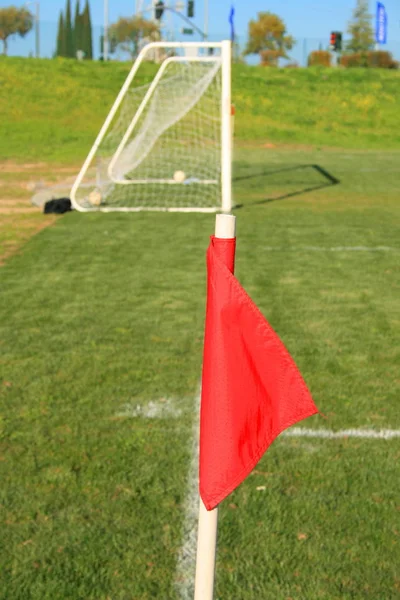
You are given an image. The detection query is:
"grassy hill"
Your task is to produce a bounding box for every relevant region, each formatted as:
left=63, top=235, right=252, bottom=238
left=1, top=56, right=400, bottom=162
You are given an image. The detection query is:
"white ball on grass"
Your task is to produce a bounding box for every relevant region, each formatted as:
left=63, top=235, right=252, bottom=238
left=88, top=189, right=102, bottom=206
left=173, top=170, right=186, bottom=183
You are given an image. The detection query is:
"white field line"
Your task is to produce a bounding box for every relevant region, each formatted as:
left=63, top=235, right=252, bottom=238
left=115, top=398, right=400, bottom=597
left=173, top=421, right=400, bottom=598
left=116, top=398, right=182, bottom=419
left=262, top=246, right=399, bottom=252
left=174, top=391, right=201, bottom=600
left=283, top=427, right=400, bottom=440
left=115, top=394, right=200, bottom=598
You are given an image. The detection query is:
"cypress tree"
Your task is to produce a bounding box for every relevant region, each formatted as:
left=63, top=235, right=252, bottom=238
left=73, top=0, right=81, bottom=54
left=56, top=10, right=66, bottom=57
left=56, top=10, right=62, bottom=56
left=82, top=0, right=93, bottom=59
left=65, top=0, right=74, bottom=58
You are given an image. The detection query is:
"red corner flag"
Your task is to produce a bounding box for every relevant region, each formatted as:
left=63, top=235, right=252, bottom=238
left=200, top=236, right=318, bottom=511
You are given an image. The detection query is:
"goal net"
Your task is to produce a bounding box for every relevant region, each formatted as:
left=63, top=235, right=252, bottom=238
left=71, top=41, right=232, bottom=213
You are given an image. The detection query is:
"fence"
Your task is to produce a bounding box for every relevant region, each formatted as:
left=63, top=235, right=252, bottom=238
left=3, top=21, right=400, bottom=67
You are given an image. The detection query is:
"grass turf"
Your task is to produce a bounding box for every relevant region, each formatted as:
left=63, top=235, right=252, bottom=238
left=0, top=146, right=399, bottom=598
left=1, top=57, right=400, bottom=163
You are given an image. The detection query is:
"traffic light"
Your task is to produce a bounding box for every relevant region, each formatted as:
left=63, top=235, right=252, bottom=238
left=330, top=31, right=342, bottom=52
left=188, top=0, right=194, bottom=18
left=155, top=0, right=164, bottom=20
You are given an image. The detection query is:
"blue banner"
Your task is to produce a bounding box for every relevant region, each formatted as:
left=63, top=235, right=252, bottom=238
left=376, top=2, right=387, bottom=45
left=229, top=5, right=235, bottom=43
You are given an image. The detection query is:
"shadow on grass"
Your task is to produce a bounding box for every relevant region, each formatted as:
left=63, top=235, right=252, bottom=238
left=234, top=164, right=340, bottom=208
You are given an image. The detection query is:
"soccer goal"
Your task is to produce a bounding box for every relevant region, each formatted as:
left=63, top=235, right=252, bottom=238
left=70, top=41, right=232, bottom=213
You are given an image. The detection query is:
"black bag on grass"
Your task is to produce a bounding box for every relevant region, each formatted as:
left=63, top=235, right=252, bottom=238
left=43, top=198, right=72, bottom=214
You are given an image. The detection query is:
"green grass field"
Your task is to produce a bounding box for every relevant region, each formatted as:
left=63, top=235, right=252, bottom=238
left=0, top=58, right=400, bottom=599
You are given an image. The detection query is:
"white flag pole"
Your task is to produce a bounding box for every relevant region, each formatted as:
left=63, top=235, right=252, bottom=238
left=194, top=500, right=218, bottom=600
left=194, top=213, right=236, bottom=600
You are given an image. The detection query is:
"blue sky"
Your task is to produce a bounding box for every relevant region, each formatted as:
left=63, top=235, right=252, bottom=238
left=2, top=0, right=400, bottom=59
left=3, top=0, right=398, bottom=37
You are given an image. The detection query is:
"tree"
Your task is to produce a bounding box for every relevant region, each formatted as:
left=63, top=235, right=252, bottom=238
left=100, top=31, right=117, bottom=59
left=81, top=0, right=93, bottom=59
left=0, top=6, right=33, bottom=56
left=64, top=0, right=74, bottom=57
left=73, top=0, right=83, bottom=56
left=245, top=12, right=294, bottom=66
left=56, top=10, right=66, bottom=57
left=347, top=0, right=374, bottom=53
left=109, top=16, right=159, bottom=59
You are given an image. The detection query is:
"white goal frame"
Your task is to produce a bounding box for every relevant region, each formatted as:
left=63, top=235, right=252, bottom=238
left=70, top=40, right=232, bottom=213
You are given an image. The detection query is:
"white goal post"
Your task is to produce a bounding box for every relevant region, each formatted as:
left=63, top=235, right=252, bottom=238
left=70, top=40, right=232, bottom=213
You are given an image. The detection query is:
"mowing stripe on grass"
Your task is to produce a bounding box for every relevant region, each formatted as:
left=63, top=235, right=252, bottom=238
left=283, top=428, right=400, bottom=440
